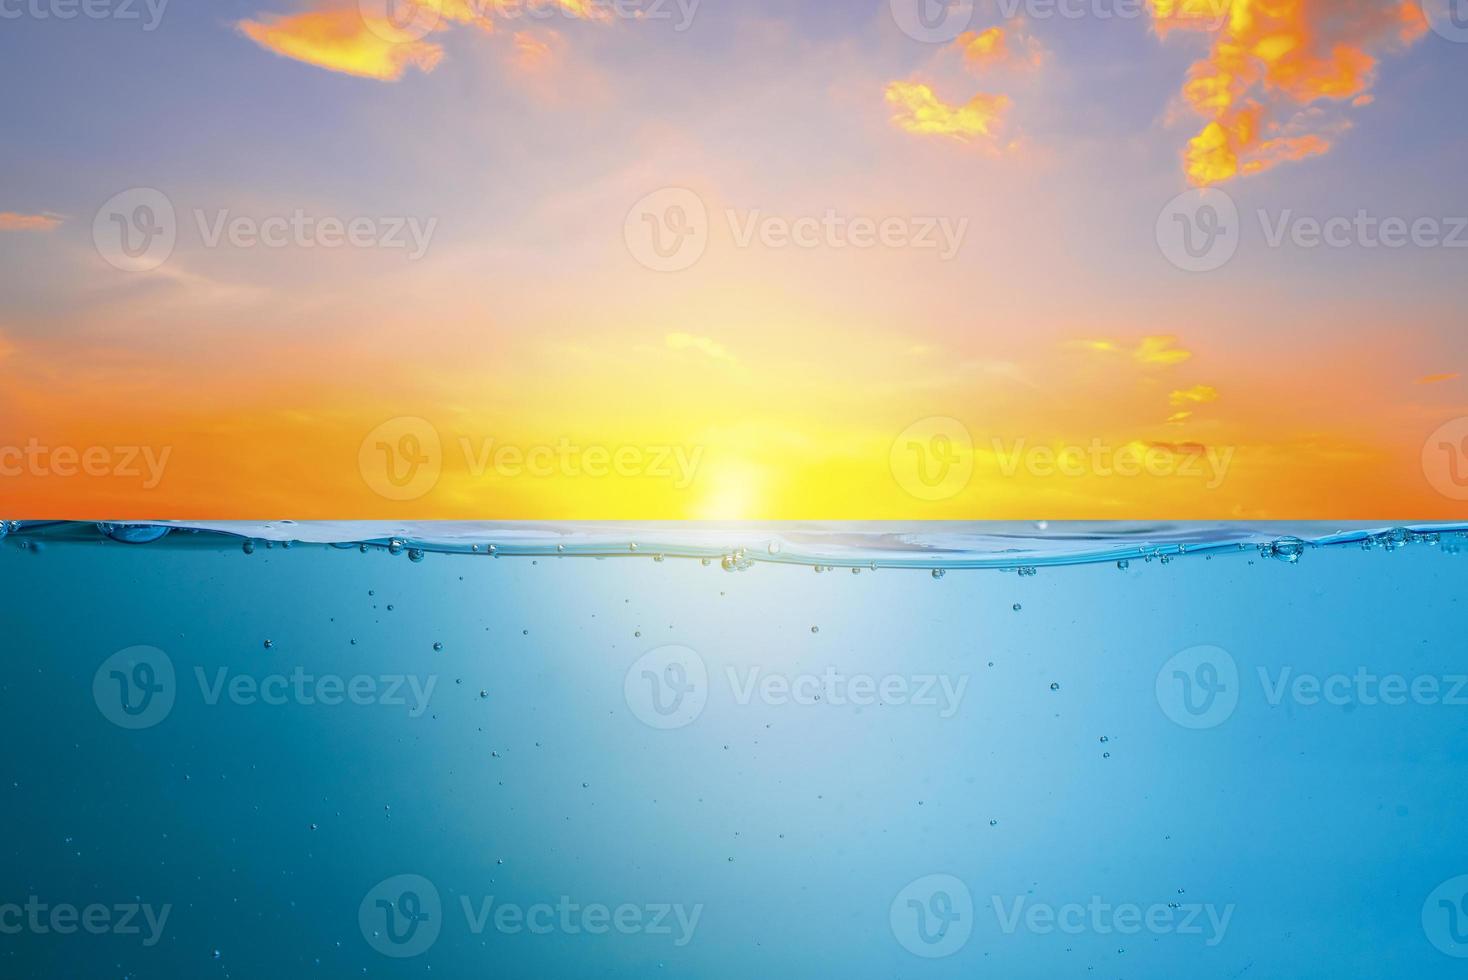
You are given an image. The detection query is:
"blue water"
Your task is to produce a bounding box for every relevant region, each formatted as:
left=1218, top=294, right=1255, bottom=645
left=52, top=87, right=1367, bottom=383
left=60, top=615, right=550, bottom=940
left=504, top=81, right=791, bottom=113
left=2, top=520, right=1467, bottom=978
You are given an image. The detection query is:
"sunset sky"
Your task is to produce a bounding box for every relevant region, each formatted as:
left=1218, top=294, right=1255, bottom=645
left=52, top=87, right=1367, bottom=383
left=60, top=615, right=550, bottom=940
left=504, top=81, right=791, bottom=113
left=1, top=0, right=1466, bottom=518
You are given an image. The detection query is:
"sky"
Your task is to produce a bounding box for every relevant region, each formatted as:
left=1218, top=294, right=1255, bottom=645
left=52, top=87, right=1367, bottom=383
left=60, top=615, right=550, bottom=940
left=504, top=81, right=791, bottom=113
left=0, top=0, right=1466, bottom=519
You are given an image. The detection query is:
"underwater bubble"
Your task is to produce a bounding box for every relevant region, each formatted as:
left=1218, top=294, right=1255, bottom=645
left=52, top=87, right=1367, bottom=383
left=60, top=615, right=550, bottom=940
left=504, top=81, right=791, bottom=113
left=1050, top=682, right=1060, bottom=691
left=851, top=567, right=861, bottom=575
left=701, top=558, right=712, bottom=566
left=989, top=819, right=998, bottom=827
left=263, top=640, right=274, bottom=650
left=433, top=642, right=443, bottom=652
left=1013, top=603, right=1023, bottom=612
left=97, top=523, right=172, bottom=544
left=629, top=543, right=638, bottom=553
left=1264, top=537, right=1307, bottom=564
left=635, top=631, right=642, bottom=638
left=358, top=543, right=369, bottom=553
left=242, top=540, right=255, bottom=555
left=768, top=541, right=781, bottom=555
left=407, top=548, right=425, bottom=563
left=387, top=539, right=405, bottom=556
left=810, top=626, right=819, bottom=634
left=1099, top=735, right=1109, bottom=743
left=479, top=690, right=488, bottom=699
left=931, top=569, right=945, bottom=580
left=1116, top=559, right=1129, bottom=570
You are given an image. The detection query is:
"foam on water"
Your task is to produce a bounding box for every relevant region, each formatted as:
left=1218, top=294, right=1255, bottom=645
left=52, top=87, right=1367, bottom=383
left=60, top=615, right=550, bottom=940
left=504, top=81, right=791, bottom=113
left=10, top=520, right=1468, bottom=570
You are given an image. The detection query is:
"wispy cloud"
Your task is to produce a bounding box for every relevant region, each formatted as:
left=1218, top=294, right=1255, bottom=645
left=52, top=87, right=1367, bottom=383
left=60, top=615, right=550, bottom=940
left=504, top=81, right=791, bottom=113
left=1416, top=372, right=1461, bottom=385
left=0, top=212, right=62, bottom=232
left=1075, top=335, right=1193, bottom=367
left=237, top=0, right=605, bottom=81
left=884, top=81, right=1011, bottom=144
left=1170, top=383, right=1219, bottom=406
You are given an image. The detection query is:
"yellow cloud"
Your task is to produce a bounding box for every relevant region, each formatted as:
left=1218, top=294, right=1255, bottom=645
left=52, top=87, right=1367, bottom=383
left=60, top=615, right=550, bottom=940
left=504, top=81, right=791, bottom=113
left=884, top=81, right=1010, bottom=143
left=1154, top=0, right=1428, bottom=184
left=237, top=4, right=448, bottom=80
left=0, top=212, right=61, bottom=232
left=955, top=25, right=1045, bottom=71
left=1169, top=384, right=1219, bottom=406
left=666, top=332, right=734, bottom=362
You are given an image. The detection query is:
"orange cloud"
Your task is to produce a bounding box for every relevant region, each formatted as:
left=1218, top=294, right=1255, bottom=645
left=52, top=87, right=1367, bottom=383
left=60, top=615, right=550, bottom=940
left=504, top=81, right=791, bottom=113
left=955, top=24, right=1045, bottom=72
left=1417, top=372, right=1461, bottom=385
left=0, top=212, right=61, bottom=231
left=238, top=0, right=604, bottom=80
left=1157, top=0, right=1428, bottom=184
left=884, top=81, right=1011, bottom=144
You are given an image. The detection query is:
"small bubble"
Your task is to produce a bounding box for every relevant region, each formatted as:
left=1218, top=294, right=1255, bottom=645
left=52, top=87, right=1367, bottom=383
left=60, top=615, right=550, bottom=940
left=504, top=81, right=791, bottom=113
left=931, top=569, right=945, bottom=580
left=408, top=548, right=425, bottom=563
left=1012, top=603, right=1022, bottom=612
left=1050, top=682, right=1060, bottom=691
left=387, top=539, right=405, bottom=555
left=242, top=540, right=255, bottom=555
left=263, top=639, right=274, bottom=650
left=810, top=626, right=819, bottom=634
left=479, top=690, right=488, bottom=699
left=989, top=819, right=998, bottom=827
left=433, top=642, right=443, bottom=652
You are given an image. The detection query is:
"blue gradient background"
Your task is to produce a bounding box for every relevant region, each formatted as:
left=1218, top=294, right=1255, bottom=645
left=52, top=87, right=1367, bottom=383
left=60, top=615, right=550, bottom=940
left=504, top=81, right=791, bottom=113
left=1, top=527, right=1466, bottom=977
